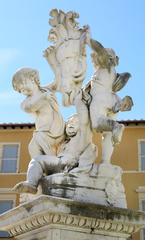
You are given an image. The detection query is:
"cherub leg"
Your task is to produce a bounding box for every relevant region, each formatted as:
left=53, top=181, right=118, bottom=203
left=12, top=155, right=61, bottom=194
left=12, top=157, right=44, bottom=194
left=28, top=138, right=43, bottom=158
left=102, top=132, right=114, bottom=164
left=92, top=116, right=124, bottom=145
left=90, top=99, right=124, bottom=145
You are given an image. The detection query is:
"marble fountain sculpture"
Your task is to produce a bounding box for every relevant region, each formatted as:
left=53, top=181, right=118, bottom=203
left=0, top=9, right=145, bottom=240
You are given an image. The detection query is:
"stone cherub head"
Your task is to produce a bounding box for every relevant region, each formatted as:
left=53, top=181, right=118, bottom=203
left=12, top=68, right=41, bottom=96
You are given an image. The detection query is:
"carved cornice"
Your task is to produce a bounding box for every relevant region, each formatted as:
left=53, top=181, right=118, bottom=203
left=0, top=195, right=145, bottom=238
left=7, top=210, right=143, bottom=237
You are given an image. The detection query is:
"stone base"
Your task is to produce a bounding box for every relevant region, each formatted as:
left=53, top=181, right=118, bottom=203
left=40, top=163, right=127, bottom=208
left=0, top=195, right=145, bottom=240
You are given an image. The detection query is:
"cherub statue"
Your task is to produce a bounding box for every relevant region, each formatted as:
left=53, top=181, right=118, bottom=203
left=90, top=39, right=133, bottom=138
left=11, top=10, right=132, bottom=209
left=12, top=68, right=65, bottom=158
left=13, top=104, right=96, bottom=194
left=43, top=9, right=89, bottom=106
left=79, top=38, right=133, bottom=164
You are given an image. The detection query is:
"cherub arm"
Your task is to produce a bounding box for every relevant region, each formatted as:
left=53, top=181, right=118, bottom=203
left=74, top=90, right=92, bottom=151
left=90, top=39, right=106, bottom=55
left=21, top=91, right=52, bottom=113
left=90, top=39, right=118, bottom=70
left=43, top=46, right=61, bottom=91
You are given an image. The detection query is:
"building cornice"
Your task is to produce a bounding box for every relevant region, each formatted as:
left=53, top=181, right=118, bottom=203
left=0, top=120, right=145, bottom=129
left=0, top=123, right=34, bottom=129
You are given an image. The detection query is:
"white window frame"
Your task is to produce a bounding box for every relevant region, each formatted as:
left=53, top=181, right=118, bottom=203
left=136, top=187, right=145, bottom=240
left=138, top=139, right=145, bottom=172
left=0, top=193, right=16, bottom=210
left=0, top=192, right=16, bottom=237
left=0, top=188, right=16, bottom=239
left=0, top=142, right=20, bottom=174
left=141, top=200, right=145, bottom=240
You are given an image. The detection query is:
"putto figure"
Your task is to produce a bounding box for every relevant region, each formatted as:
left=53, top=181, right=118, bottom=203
left=13, top=110, right=96, bottom=194
left=12, top=68, right=65, bottom=158
left=90, top=43, right=125, bottom=145
left=86, top=39, right=133, bottom=163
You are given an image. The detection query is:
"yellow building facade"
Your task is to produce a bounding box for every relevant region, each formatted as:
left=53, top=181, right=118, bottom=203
left=0, top=121, right=145, bottom=239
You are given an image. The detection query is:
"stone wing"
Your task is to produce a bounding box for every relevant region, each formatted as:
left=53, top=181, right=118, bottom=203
left=112, top=72, right=131, bottom=92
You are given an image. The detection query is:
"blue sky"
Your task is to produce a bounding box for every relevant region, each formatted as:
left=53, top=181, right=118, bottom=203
left=0, top=0, right=145, bottom=123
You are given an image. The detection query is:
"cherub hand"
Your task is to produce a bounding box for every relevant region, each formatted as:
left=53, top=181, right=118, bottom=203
left=67, top=158, right=79, bottom=172
left=81, top=25, right=91, bottom=45
left=47, top=82, right=57, bottom=91
left=61, top=154, right=79, bottom=172
left=43, top=46, right=55, bottom=58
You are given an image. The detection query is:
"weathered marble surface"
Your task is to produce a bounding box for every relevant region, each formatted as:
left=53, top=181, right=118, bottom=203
left=40, top=163, right=127, bottom=208
left=12, top=9, right=134, bottom=210
left=13, top=105, right=96, bottom=195
left=0, top=195, right=145, bottom=240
